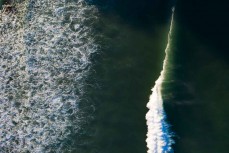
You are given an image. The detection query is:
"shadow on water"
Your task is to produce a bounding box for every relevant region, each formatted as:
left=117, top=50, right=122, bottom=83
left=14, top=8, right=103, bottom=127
left=175, top=0, right=229, bottom=62
left=163, top=1, right=229, bottom=153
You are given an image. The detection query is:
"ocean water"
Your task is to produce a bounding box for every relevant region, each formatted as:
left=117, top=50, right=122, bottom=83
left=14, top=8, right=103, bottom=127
left=0, top=0, right=173, bottom=152
left=1, top=0, right=228, bottom=153
left=145, top=8, right=175, bottom=153
left=163, top=1, right=229, bottom=153
left=0, top=0, right=99, bottom=152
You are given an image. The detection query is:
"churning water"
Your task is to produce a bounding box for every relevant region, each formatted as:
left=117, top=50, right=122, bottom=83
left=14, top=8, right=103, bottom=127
left=0, top=0, right=98, bottom=152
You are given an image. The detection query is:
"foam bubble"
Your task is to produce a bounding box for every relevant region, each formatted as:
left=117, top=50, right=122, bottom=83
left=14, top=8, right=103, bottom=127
left=0, top=0, right=98, bottom=152
left=146, top=8, right=175, bottom=153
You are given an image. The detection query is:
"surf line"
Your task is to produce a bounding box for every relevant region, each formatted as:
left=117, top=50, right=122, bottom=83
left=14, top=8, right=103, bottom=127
left=146, top=7, right=175, bottom=153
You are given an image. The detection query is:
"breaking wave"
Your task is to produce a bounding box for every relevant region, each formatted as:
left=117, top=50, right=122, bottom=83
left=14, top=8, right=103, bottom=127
left=0, top=0, right=98, bottom=152
left=146, top=8, right=175, bottom=153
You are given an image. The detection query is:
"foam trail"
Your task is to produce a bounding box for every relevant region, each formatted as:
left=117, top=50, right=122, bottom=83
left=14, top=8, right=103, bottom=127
left=0, top=0, right=97, bottom=152
left=146, top=8, right=175, bottom=153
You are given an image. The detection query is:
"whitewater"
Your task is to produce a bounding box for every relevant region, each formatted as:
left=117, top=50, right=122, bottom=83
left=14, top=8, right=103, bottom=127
left=146, top=8, right=175, bottom=153
left=0, top=0, right=98, bottom=152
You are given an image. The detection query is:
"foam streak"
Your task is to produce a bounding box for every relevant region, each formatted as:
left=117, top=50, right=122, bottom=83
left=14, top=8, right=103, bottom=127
left=146, top=8, right=175, bottom=153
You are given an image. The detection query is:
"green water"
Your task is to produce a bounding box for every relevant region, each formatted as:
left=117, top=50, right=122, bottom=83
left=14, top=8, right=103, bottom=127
left=0, top=0, right=4, bottom=8
left=88, top=1, right=229, bottom=152
left=163, top=1, right=229, bottom=153
left=84, top=10, right=172, bottom=153
left=1, top=0, right=228, bottom=152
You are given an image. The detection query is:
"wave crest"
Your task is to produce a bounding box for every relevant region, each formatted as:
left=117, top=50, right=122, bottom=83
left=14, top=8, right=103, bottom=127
left=146, top=8, right=175, bottom=153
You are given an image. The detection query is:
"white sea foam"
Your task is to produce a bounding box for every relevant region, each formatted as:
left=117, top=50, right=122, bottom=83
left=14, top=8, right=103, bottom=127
left=0, top=0, right=98, bottom=152
left=146, top=8, right=175, bottom=153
